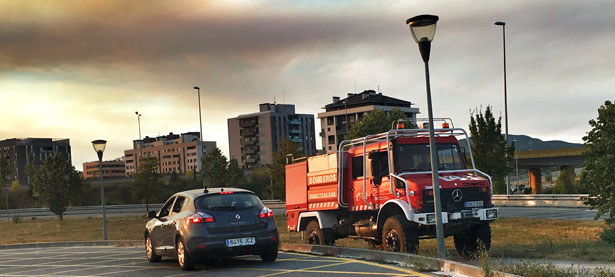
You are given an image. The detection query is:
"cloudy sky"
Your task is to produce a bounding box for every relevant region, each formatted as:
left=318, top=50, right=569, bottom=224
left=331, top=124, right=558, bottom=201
left=1, top=0, right=613, bottom=169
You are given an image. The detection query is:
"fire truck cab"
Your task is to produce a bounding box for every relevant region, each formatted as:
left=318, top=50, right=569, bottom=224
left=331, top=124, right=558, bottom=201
left=285, top=118, right=499, bottom=257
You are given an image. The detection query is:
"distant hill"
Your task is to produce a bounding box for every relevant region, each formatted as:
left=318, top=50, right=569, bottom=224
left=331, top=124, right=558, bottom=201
left=459, top=134, right=582, bottom=151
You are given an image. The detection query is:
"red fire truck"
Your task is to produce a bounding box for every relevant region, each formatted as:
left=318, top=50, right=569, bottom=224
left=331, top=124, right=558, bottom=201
left=285, top=119, right=499, bottom=257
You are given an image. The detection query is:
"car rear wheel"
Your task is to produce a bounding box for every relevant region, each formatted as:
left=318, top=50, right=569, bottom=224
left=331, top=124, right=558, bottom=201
left=260, top=245, right=278, bottom=262
left=304, top=220, right=334, bottom=245
left=145, top=234, right=161, bottom=262
left=176, top=238, right=194, bottom=271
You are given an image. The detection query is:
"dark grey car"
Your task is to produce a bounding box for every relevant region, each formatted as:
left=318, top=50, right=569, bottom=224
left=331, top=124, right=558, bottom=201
left=144, top=188, right=279, bottom=270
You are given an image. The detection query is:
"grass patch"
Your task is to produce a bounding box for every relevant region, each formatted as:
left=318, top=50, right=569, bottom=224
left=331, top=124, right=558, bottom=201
left=1, top=215, right=614, bottom=264
left=0, top=216, right=147, bottom=245
left=491, top=262, right=615, bottom=277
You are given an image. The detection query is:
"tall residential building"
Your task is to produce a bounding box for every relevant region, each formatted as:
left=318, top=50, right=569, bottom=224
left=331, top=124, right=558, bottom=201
left=318, top=90, right=420, bottom=153
left=82, top=158, right=126, bottom=180
left=228, top=103, right=316, bottom=169
left=124, top=132, right=216, bottom=176
left=0, top=138, right=71, bottom=185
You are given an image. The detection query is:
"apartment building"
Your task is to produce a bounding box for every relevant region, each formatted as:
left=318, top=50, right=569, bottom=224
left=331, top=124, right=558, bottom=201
left=0, top=138, right=71, bottom=185
left=228, top=103, right=316, bottom=169
left=124, top=132, right=216, bottom=176
left=82, top=158, right=126, bottom=180
left=318, top=90, right=420, bottom=153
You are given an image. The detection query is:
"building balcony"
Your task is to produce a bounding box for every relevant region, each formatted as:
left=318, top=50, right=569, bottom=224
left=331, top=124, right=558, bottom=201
left=242, top=128, right=258, bottom=137
left=240, top=138, right=258, bottom=146
left=245, top=155, right=260, bottom=164
left=241, top=147, right=257, bottom=155
left=289, top=119, right=301, bottom=125
left=290, top=137, right=302, bottom=143
left=239, top=119, right=258, bottom=128
left=289, top=129, right=302, bottom=134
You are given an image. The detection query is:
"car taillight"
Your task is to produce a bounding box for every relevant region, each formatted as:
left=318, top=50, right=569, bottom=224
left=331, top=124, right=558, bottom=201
left=220, top=191, right=234, bottom=195
left=259, top=207, right=273, bottom=218
left=186, top=212, right=214, bottom=224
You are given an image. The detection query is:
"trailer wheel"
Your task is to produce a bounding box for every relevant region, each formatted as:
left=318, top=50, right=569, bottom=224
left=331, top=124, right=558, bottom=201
left=304, top=220, right=334, bottom=245
left=453, top=222, right=491, bottom=259
left=381, top=215, right=419, bottom=253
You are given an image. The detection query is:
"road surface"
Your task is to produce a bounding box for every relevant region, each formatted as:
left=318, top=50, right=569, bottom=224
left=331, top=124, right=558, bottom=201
left=0, top=246, right=431, bottom=276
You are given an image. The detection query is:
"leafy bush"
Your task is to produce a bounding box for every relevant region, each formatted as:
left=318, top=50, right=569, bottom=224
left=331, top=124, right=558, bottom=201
left=600, top=226, right=615, bottom=244
left=11, top=215, right=21, bottom=224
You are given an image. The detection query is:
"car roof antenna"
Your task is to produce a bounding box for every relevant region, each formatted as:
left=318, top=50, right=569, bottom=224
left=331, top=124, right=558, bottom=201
left=203, top=186, right=209, bottom=194
left=220, top=187, right=224, bottom=192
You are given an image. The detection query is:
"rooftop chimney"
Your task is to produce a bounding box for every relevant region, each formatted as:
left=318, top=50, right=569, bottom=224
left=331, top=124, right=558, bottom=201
left=332, top=96, right=340, bottom=103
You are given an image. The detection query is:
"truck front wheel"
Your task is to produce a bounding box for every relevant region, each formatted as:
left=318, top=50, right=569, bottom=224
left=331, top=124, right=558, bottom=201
left=381, top=215, right=419, bottom=253
left=304, top=220, right=334, bottom=245
left=453, top=222, right=491, bottom=259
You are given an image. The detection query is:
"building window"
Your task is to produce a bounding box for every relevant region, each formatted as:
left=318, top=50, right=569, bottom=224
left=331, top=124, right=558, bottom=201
left=328, top=135, right=335, bottom=145
left=327, top=117, right=334, bottom=125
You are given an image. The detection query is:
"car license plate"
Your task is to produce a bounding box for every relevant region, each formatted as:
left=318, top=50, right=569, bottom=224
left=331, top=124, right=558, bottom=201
left=464, top=201, right=483, bottom=208
left=225, top=237, right=256, bottom=247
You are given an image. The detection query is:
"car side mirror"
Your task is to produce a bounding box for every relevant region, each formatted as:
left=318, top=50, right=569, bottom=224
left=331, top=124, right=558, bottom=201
left=147, top=211, right=158, bottom=219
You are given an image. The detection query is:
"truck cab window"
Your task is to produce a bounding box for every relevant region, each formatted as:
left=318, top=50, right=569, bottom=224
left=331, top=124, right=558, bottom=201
left=352, top=156, right=364, bottom=179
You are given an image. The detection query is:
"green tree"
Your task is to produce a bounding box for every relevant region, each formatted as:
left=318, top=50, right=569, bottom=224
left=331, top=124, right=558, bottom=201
left=200, top=147, right=229, bottom=187
left=132, top=157, right=166, bottom=204
left=581, top=100, right=615, bottom=225
left=347, top=108, right=409, bottom=139
left=469, top=106, right=515, bottom=194
left=30, top=153, right=83, bottom=220
left=227, top=158, right=246, bottom=187
left=553, top=167, right=577, bottom=194
left=0, top=155, right=10, bottom=185
left=268, top=138, right=303, bottom=199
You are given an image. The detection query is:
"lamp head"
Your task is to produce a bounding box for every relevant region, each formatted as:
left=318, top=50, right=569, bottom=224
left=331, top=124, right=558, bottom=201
left=495, top=21, right=506, bottom=26
left=193, top=86, right=200, bottom=90
left=91, top=139, right=107, bottom=161
left=406, top=14, right=439, bottom=43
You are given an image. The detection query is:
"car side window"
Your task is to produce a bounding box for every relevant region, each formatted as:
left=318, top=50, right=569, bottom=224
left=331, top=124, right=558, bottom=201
left=159, top=196, right=176, bottom=218
left=172, top=196, right=186, bottom=214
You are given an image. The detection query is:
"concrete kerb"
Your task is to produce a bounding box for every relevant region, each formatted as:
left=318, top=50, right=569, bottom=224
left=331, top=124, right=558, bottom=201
left=0, top=240, right=143, bottom=250
left=279, top=243, right=519, bottom=277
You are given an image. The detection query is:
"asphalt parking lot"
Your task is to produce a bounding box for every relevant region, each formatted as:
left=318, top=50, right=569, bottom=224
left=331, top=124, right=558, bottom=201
left=0, top=246, right=431, bottom=276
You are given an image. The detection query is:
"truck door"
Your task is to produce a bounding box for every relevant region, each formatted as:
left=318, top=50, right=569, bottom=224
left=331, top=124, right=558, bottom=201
left=368, top=151, right=389, bottom=208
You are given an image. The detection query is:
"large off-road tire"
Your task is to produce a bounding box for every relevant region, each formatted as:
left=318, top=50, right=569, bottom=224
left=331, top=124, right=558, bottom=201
left=453, top=222, right=491, bottom=259
left=260, top=245, right=279, bottom=262
left=381, top=215, right=419, bottom=254
left=176, top=238, right=195, bottom=271
left=304, top=220, right=335, bottom=245
left=145, top=234, right=162, bottom=263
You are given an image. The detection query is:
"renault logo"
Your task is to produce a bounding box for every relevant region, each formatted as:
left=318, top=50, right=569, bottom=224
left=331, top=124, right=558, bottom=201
left=235, top=214, right=241, bottom=220
left=452, top=189, right=463, bottom=202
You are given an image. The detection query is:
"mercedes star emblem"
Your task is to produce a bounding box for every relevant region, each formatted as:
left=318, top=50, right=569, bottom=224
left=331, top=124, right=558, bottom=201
left=235, top=214, right=241, bottom=220
left=451, top=189, right=463, bottom=202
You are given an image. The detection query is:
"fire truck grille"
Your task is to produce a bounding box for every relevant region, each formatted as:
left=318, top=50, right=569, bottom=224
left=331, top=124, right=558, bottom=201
left=420, top=187, right=490, bottom=213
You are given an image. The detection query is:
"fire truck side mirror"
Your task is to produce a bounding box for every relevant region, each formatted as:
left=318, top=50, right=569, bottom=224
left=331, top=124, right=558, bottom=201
left=369, top=151, right=383, bottom=186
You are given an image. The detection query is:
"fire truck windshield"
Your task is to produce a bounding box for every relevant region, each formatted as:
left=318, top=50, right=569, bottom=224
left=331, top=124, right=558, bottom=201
left=394, top=143, right=466, bottom=173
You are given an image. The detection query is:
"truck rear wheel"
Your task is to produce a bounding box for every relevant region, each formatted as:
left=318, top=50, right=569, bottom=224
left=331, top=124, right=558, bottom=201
left=381, top=215, right=419, bottom=253
left=304, top=220, right=334, bottom=245
left=453, top=222, right=491, bottom=259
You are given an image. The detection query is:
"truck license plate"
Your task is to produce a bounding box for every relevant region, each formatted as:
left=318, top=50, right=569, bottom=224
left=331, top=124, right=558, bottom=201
left=225, top=237, right=255, bottom=247
left=464, top=201, right=483, bottom=208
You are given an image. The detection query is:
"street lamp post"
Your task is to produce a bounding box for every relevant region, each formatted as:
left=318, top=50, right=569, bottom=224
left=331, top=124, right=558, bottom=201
left=193, top=86, right=204, bottom=143
left=495, top=21, right=510, bottom=195
left=406, top=14, right=446, bottom=258
left=135, top=111, right=148, bottom=213
left=193, top=86, right=205, bottom=188
left=514, top=140, right=519, bottom=192
left=92, top=139, right=108, bottom=240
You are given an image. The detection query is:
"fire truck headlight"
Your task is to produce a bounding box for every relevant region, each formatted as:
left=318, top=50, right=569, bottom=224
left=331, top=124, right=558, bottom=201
left=486, top=209, right=498, bottom=219
left=426, top=214, right=436, bottom=224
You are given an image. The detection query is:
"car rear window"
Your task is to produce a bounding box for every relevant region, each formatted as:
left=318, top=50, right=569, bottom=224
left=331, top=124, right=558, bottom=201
left=194, top=192, right=263, bottom=211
